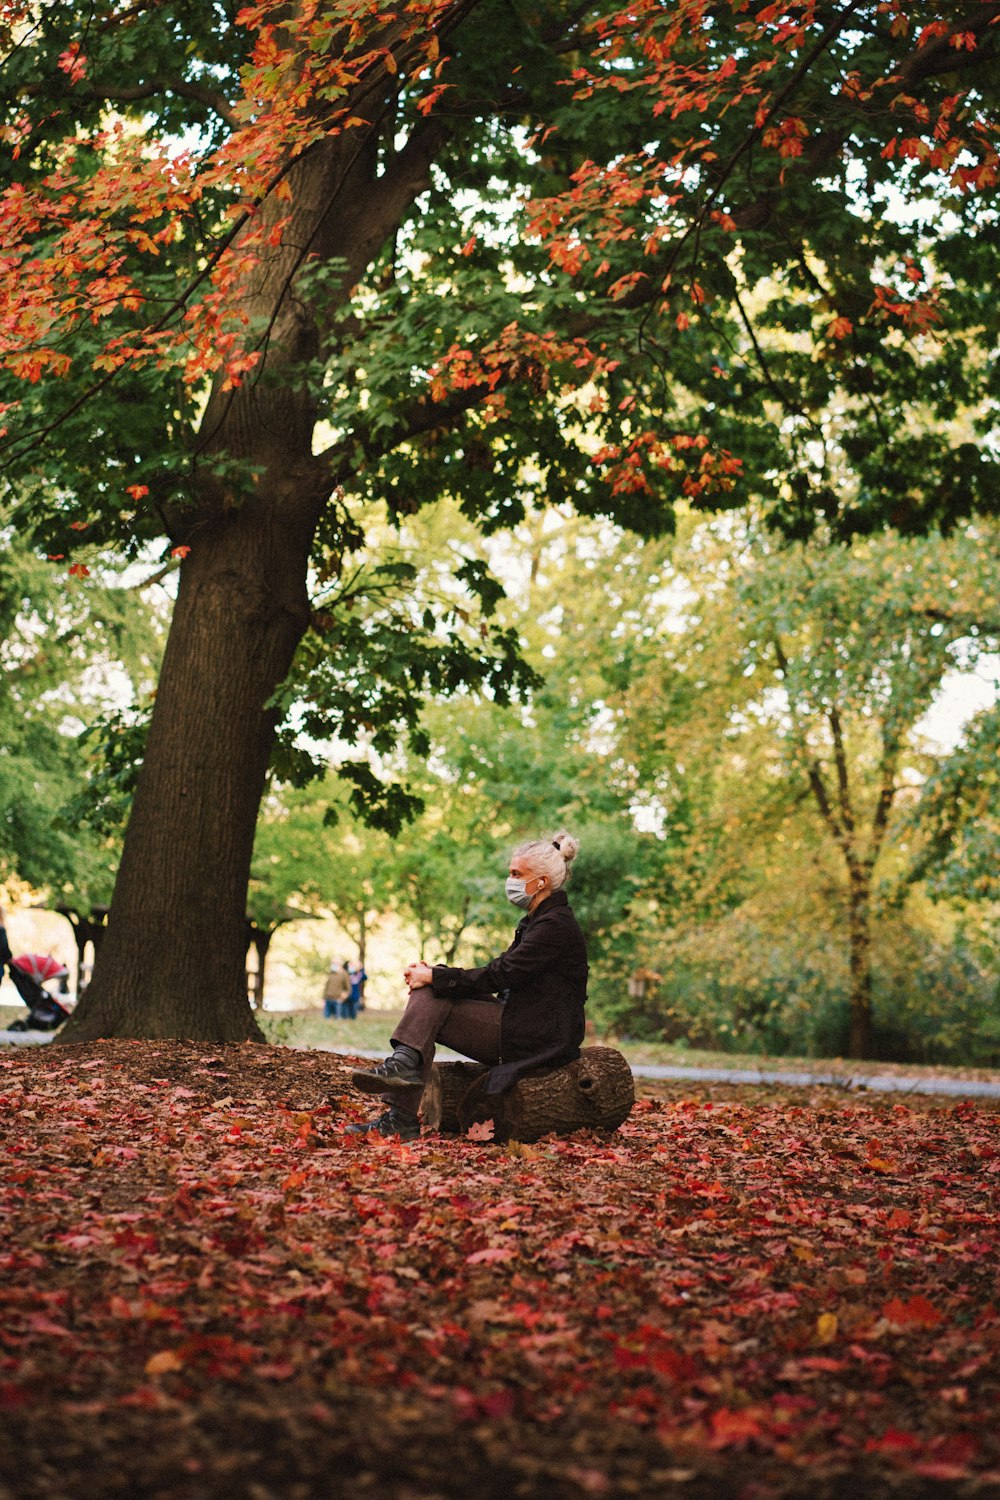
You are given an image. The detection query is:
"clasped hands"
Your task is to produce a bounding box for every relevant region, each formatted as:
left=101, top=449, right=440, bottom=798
left=404, top=961, right=433, bottom=990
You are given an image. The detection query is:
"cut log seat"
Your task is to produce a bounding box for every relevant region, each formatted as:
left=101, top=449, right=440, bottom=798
left=420, top=1046, right=635, bottom=1144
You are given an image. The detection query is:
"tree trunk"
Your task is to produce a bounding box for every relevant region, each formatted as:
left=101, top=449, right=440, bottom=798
left=55, top=906, right=108, bottom=997
left=246, top=923, right=275, bottom=1012
left=421, top=1047, right=635, bottom=1144
left=356, top=911, right=366, bottom=971
left=59, top=475, right=324, bottom=1043
left=847, top=863, right=874, bottom=1059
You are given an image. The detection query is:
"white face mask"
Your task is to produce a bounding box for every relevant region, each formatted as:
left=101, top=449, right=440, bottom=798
left=505, top=876, right=533, bottom=910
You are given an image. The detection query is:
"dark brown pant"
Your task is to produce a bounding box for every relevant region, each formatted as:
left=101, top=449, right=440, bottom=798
left=382, top=986, right=503, bottom=1114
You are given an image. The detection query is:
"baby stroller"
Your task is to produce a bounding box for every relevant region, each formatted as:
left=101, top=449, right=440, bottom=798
left=3, top=952, right=72, bottom=1033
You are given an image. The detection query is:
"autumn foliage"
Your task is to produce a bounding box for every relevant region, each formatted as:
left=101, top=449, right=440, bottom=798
left=3, top=0, right=998, bottom=504
left=2, top=1041, right=998, bottom=1497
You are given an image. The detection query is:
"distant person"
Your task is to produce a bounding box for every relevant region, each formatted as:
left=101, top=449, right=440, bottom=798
left=346, top=831, right=588, bottom=1139
left=347, top=961, right=367, bottom=1018
left=322, top=960, right=351, bottom=1019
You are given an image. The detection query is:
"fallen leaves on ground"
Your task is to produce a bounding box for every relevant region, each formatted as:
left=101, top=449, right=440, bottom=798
left=0, top=1040, right=998, bottom=1500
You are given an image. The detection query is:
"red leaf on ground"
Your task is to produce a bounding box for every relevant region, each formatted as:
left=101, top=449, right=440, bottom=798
left=882, top=1295, right=944, bottom=1329
left=708, top=1407, right=765, bottom=1447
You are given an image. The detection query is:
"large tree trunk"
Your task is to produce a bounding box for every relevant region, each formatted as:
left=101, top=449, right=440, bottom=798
left=422, top=1048, right=636, bottom=1144
left=846, top=863, right=874, bottom=1060
left=61, top=473, right=325, bottom=1043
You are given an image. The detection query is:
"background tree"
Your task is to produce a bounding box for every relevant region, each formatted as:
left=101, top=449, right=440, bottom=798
left=606, top=516, right=1000, bottom=1057
left=910, top=705, right=1000, bottom=909
left=251, top=776, right=396, bottom=977
left=0, top=512, right=162, bottom=897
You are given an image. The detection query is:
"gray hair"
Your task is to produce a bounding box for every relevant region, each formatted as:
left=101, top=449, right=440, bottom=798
left=511, top=829, right=580, bottom=890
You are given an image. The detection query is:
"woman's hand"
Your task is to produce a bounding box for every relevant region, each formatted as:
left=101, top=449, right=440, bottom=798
left=404, top=961, right=433, bottom=989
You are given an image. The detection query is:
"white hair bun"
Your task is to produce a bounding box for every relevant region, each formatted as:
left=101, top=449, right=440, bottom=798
left=552, top=830, right=579, bottom=865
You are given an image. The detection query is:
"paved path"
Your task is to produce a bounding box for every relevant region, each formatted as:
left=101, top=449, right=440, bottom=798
left=4, top=1033, right=999, bottom=1099
left=630, top=1062, right=1000, bottom=1099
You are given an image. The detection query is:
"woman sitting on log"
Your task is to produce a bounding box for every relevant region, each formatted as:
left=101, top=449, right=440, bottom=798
left=346, top=831, right=588, bottom=1139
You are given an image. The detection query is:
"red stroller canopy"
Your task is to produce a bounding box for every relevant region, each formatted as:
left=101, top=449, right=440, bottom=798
left=11, top=953, right=69, bottom=984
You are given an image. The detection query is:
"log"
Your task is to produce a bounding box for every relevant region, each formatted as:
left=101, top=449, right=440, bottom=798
left=420, top=1059, right=489, bottom=1134
left=420, top=1047, right=635, bottom=1144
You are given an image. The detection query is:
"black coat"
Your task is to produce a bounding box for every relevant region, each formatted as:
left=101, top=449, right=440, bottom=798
left=430, top=888, right=588, bottom=1094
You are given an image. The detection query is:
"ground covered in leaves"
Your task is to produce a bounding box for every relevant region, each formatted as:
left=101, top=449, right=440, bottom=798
left=1, top=1041, right=998, bottom=1500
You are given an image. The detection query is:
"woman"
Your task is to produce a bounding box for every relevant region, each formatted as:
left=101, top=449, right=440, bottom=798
left=346, top=831, right=588, bottom=1139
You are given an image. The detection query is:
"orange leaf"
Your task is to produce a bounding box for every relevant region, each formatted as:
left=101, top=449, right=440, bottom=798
left=145, top=1349, right=184, bottom=1375
left=709, top=1407, right=764, bottom=1447
left=882, top=1295, right=943, bottom=1329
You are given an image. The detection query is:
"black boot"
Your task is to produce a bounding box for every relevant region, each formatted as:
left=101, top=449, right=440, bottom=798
left=344, top=1106, right=421, bottom=1140
left=351, top=1045, right=423, bottom=1093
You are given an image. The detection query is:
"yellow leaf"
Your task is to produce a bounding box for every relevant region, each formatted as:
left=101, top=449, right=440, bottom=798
left=816, top=1312, right=838, bottom=1344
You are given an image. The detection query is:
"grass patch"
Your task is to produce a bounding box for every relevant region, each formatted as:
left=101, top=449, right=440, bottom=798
left=260, top=1008, right=1000, bottom=1081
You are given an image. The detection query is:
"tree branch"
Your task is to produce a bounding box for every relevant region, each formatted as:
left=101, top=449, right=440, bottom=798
left=868, top=742, right=899, bottom=868
left=914, top=606, right=1000, bottom=639
left=827, top=703, right=856, bottom=839
left=323, top=375, right=495, bottom=479
left=897, top=2, right=1000, bottom=89
left=732, top=287, right=822, bottom=436
left=16, top=77, right=239, bottom=124
left=772, top=633, right=850, bottom=855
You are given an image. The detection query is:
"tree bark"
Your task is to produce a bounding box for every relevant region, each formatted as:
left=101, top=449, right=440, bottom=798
left=61, top=470, right=325, bottom=1042
left=846, top=863, right=874, bottom=1060
left=421, top=1047, right=635, bottom=1144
